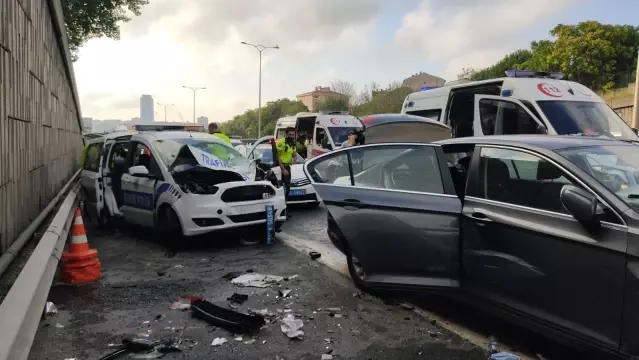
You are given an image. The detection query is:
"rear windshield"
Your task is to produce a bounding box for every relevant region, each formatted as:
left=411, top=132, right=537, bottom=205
left=537, top=100, right=638, bottom=141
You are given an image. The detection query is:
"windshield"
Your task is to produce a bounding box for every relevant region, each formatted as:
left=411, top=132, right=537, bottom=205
left=254, top=145, right=304, bottom=164
left=558, top=144, right=639, bottom=212
left=153, top=138, right=250, bottom=168
left=537, top=101, right=638, bottom=140
left=328, top=127, right=362, bottom=146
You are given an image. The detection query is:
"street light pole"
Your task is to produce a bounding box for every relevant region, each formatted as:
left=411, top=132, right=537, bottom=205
left=157, top=102, right=174, bottom=122
left=181, top=86, right=206, bottom=123
left=241, top=41, right=279, bottom=137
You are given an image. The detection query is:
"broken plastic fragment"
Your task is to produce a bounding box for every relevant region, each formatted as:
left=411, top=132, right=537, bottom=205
left=280, top=314, right=304, bottom=339
left=211, top=338, right=228, bottom=346
left=321, top=354, right=334, bottom=360
left=309, top=251, right=321, bottom=260
left=234, top=336, right=243, bottom=341
left=244, top=339, right=256, bottom=345
left=231, top=273, right=284, bottom=288
left=169, top=298, right=191, bottom=310
left=191, top=299, right=265, bottom=334
left=55, top=323, right=64, bottom=328
left=45, top=302, right=57, bottom=316
left=279, top=289, right=292, bottom=298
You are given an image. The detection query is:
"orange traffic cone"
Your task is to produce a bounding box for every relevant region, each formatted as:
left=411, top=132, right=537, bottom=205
left=60, top=208, right=102, bottom=284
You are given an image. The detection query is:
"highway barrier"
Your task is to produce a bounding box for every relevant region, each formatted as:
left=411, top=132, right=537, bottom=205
left=0, top=181, right=81, bottom=360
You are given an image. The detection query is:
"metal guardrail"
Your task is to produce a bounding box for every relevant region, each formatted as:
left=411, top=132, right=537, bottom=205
left=0, top=181, right=81, bottom=360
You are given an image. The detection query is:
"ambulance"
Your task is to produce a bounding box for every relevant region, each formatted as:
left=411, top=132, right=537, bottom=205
left=273, top=111, right=364, bottom=158
left=401, top=70, right=638, bottom=141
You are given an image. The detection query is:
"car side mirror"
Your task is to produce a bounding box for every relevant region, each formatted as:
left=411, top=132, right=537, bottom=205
left=560, top=185, right=603, bottom=232
left=632, top=128, right=638, bottom=135
left=129, top=165, right=150, bottom=177
left=536, top=125, right=548, bottom=134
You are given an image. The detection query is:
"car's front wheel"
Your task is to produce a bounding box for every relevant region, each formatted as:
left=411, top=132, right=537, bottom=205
left=157, top=206, right=183, bottom=249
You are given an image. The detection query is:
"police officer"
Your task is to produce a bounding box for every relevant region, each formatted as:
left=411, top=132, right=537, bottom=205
left=208, top=122, right=231, bottom=145
left=275, top=127, right=296, bottom=199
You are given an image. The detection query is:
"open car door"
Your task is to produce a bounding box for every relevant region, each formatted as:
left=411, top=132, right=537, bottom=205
left=474, top=95, right=548, bottom=136
left=304, top=143, right=462, bottom=290
left=247, top=135, right=281, bottom=180
left=365, top=119, right=452, bottom=144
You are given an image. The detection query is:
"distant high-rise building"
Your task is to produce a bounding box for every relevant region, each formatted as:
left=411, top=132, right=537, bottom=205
left=197, top=116, right=209, bottom=127
left=140, top=94, right=154, bottom=122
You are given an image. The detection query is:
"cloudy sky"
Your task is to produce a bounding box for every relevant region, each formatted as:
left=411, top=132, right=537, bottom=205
left=74, top=0, right=639, bottom=123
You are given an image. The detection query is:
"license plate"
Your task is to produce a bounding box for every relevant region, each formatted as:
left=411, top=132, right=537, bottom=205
left=288, top=189, right=306, bottom=196
left=228, top=204, right=263, bottom=215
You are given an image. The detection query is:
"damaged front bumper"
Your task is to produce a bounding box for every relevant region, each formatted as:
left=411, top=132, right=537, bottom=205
left=174, top=181, right=287, bottom=237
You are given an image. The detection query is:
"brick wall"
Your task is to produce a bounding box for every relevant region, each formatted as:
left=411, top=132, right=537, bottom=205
left=0, top=0, right=83, bottom=251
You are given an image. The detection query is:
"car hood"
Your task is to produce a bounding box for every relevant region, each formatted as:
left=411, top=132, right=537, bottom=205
left=290, top=164, right=307, bottom=182
left=169, top=145, right=254, bottom=181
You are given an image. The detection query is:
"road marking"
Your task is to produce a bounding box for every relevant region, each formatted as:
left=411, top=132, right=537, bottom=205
left=278, top=231, right=534, bottom=360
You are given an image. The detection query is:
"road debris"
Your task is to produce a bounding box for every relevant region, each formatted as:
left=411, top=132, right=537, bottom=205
left=321, top=354, right=334, bottom=360
left=222, top=269, right=253, bottom=280
left=490, top=353, right=521, bottom=360
left=44, top=302, right=58, bottom=317
left=280, top=314, right=304, bottom=339
left=234, top=336, right=243, bottom=341
left=55, top=323, right=64, bottom=329
left=227, top=293, right=249, bottom=304
left=231, top=273, right=284, bottom=288
left=309, top=251, right=321, bottom=260
left=191, top=299, right=265, bottom=333
left=284, top=274, right=299, bottom=281
left=211, top=338, right=228, bottom=346
left=244, top=339, right=256, bottom=345
left=279, top=289, right=292, bottom=298
left=169, top=298, right=191, bottom=310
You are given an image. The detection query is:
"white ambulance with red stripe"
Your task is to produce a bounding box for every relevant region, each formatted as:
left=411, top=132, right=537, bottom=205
left=274, top=111, right=364, bottom=159
left=401, top=70, right=638, bottom=141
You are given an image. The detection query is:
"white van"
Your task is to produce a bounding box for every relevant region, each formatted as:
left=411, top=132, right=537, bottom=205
left=401, top=70, right=638, bottom=140
left=274, top=111, right=364, bottom=159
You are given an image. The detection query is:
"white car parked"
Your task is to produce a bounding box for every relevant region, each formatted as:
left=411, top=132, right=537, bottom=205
left=235, top=136, right=320, bottom=206
left=80, top=131, right=287, bottom=241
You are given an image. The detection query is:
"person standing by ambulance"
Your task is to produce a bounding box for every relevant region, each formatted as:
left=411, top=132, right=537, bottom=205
left=275, top=127, right=296, bottom=200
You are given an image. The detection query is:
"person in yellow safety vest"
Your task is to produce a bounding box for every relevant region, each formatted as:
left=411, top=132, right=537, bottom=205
left=208, top=122, right=231, bottom=145
left=276, top=127, right=297, bottom=200
left=207, top=122, right=231, bottom=161
left=80, top=143, right=100, bottom=169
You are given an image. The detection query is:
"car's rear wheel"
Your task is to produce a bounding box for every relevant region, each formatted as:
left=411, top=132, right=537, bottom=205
left=158, top=206, right=183, bottom=250
left=346, top=246, right=371, bottom=292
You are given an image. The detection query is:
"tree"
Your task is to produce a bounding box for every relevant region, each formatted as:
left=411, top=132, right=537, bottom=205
left=330, top=80, right=357, bottom=104
left=351, top=84, right=413, bottom=116
left=317, top=98, right=349, bottom=112
left=219, top=99, right=308, bottom=138
left=62, top=0, right=149, bottom=60
left=545, top=21, right=639, bottom=90
left=471, top=49, right=533, bottom=80
left=457, top=67, right=476, bottom=80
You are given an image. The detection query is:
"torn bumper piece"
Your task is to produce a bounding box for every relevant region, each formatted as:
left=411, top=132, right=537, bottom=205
left=191, top=299, right=265, bottom=334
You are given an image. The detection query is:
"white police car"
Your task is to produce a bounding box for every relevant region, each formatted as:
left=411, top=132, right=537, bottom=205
left=80, top=131, right=286, bottom=240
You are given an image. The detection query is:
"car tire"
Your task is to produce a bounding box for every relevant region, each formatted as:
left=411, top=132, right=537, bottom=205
left=97, top=207, right=110, bottom=228
left=158, top=206, right=183, bottom=250
left=346, top=245, right=371, bottom=292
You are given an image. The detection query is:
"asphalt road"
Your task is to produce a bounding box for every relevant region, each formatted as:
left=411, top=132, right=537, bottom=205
left=281, top=204, right=614, bottom=360
left=29, top=211, right=489, bottom=360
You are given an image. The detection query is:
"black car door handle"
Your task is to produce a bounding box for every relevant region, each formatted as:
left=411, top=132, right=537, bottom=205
left=342, top=198, right=360, bottom=211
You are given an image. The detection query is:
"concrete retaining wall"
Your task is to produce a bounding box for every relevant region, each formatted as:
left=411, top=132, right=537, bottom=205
left=0, top=0, right=83, bottom=251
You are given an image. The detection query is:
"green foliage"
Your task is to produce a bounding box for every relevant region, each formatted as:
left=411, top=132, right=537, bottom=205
left=61, top=0, right=149, bottom=60
left=219, top=99, right=309, bottom=138
left=351, top=85, right=413, bottom=116
left=470, top=21, right=639, bottom=91
left=470, top=49, right=533, bottom=80
left=317, top=98, right=349, bottom=112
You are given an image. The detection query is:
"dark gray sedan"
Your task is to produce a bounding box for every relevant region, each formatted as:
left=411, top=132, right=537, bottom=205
left=303, top=135, right=639, bottom=357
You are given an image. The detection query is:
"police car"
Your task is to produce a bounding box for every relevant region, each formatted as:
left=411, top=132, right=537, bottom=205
left=80, top=131, right=287, bottom=240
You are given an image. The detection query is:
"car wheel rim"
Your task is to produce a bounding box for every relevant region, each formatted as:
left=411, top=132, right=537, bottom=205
left=351, top=254, right=366, bottom=281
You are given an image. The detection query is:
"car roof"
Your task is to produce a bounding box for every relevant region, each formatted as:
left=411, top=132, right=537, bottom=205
left=86, top=131, right=135, bottom=143
left=435, top=135, right=634, bottom=150
left=136, top=131, right=226, bottom=143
